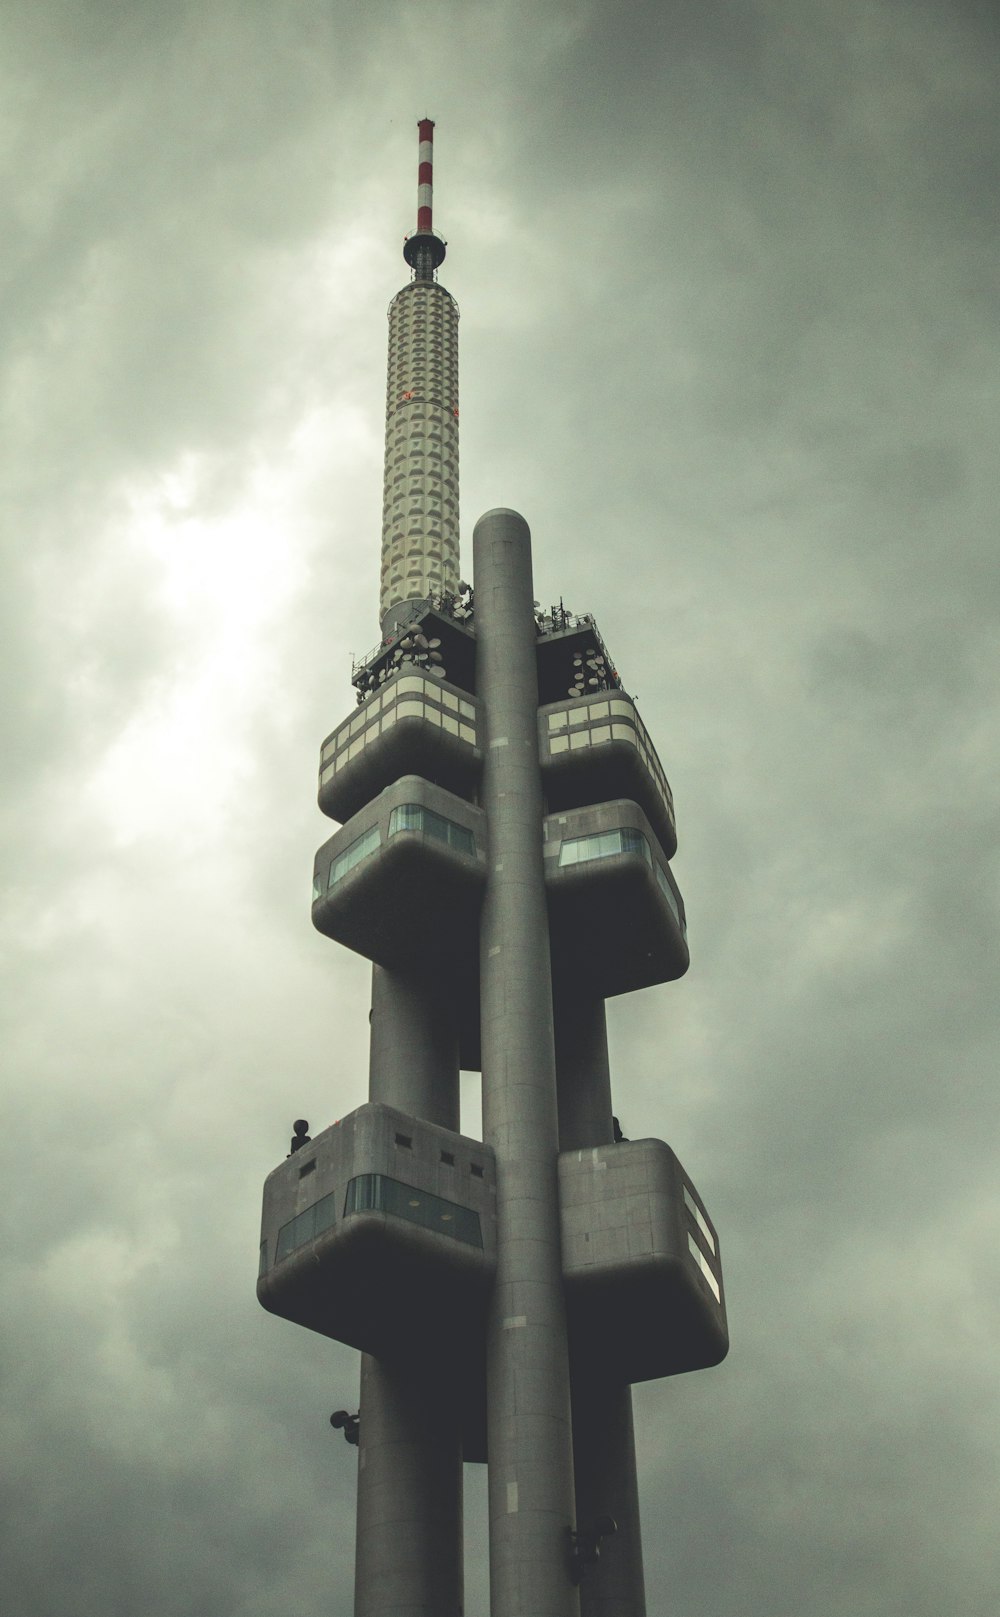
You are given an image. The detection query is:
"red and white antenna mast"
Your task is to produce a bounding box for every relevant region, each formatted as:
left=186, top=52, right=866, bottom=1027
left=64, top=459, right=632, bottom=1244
left=403, top=117, right=447, bottom=281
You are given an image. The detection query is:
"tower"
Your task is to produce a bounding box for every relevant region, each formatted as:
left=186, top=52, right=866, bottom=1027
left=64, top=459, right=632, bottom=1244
left=258, top=122, right=728, bottom=1617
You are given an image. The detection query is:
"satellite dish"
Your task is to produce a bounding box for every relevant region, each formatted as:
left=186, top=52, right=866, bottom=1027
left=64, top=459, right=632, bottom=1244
left=429, top=664, right=446, bottom=678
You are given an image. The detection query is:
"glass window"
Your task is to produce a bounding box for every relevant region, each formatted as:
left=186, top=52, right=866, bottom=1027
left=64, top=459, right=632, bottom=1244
left=328, top=825, right=381, bottom=889
left=388, top=803, right=476, bottom=856
left=550, top=735, right=570, bottom=755
left=275, top=1192, right=338, bottom=1264
left=588, top=700, right=610, bottom=720
left=570, top=731, right=591, bottom=750
left=558, top=827, right=651, bottom=868
left=459, top=723, right=476, bottom=746
left=548, top=711, right=569, bottom=731
left=344, top=1174, right=483, bottom=1249
left=590, top=725, right=612, bottom=745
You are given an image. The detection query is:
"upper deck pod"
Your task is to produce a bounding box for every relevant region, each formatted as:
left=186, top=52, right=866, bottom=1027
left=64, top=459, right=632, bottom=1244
left=560, top=1139, right=728, bottom=1383
left=543, top=799, right=688, bottom=995
left=319, top=668, right=482, bottom=824
left=312, top=773, right=486, bottom=981
left=539, top=690, right=677, bottom=858
left=258, top=1101, right=496, bottom=1460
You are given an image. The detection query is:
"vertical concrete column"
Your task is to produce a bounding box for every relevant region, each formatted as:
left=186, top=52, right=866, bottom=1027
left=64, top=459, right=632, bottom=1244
left=569, top=1381, right=647, bottom=1617
left=553, top=984, right=614, bottom=1154
left=368, top=963, right=461, bottom=1127
left=553, top=986, right=647, bottom=1617
left=354, top=963, right=464, bottom=1617
left=474, top=507, right=579, bottom=1617
left=355, top=1355, right=464, bottom=1617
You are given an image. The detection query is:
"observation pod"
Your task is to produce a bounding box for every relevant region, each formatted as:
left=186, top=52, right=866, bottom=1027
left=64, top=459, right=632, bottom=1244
left=560, top=1139, right=729, bottom=1384
left=258, top=1102, right=495, bottom=1461
left=544, top=799, right=689, bottom=995
left=258, top=1102, right=496, bottom=1358
left=539, top=690, right=677, bottom=859
left=311, top=775, right=486, bottom=977
left=318, top=671, right=482, bottom=826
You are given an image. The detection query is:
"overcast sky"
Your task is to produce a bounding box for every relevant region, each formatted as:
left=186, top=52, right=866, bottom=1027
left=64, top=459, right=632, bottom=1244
left=2, top=2, right=997, bottom=1613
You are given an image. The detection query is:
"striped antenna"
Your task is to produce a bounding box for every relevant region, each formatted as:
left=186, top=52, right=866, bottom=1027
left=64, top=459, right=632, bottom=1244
left=404, top=118, right=447, bottom=279
left=417, top=118, right=434, bottom=233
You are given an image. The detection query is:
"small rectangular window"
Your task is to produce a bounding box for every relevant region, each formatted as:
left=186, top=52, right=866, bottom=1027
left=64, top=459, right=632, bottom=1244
left=440, top=1151, right=455, bottom=1166
left=395, top=1133, right=413, bottom=1150
left=298, top=1158, right=316, bottom=1178
left=470, top=1163, right=484, bottom=1178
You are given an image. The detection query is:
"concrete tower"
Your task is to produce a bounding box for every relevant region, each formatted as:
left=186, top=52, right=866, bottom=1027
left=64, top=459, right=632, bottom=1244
left=258, top=123, right=729, bottom=1617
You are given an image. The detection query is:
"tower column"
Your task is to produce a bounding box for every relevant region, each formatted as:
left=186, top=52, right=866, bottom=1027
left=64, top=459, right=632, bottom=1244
left=475, top=507, right=579, bottom=1617
left=354, top=965, right=464, bottom=1617
left=569, top=1381, right=647, bottom=1617
left=553, top=985, right=647, bottom=1617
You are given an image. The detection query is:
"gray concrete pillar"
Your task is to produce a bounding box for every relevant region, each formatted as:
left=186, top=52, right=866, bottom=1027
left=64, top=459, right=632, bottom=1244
left=355, top=1354, right=464, bottom=1617
left=475, top=508, right=579, bottom=1617
left=553, top=984, right=614, bottom=1154
left=553, top=985, right=647, bottom=1617
left=569, top=1379, right=647, bottom=1617
left=368, top=963, right=461, bottom=1127
left=354, top=963, right=464, bottom=1616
